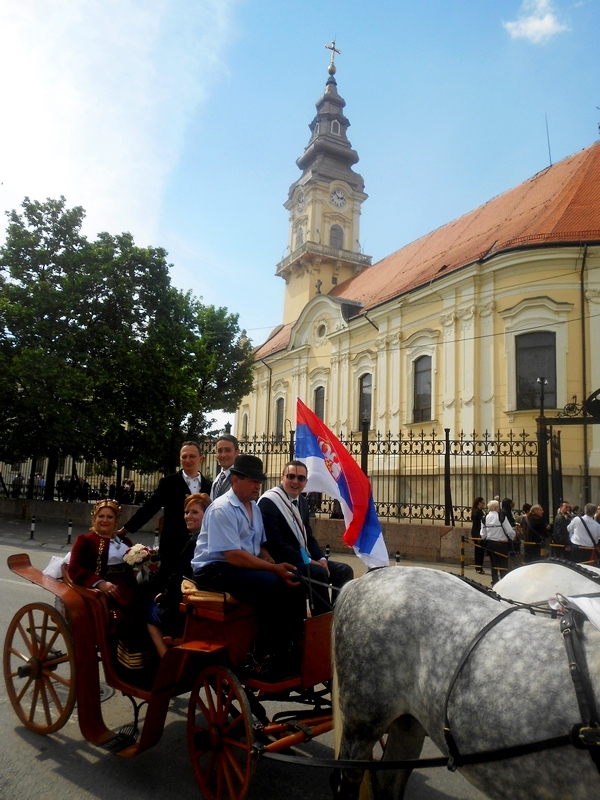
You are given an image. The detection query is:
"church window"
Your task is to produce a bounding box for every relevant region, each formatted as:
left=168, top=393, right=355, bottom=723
left=331, top=120, right=340, bottom=135
left=359, top=373, right=372, bottom=428
left=413, top=356, right=432, bottom=422
left=516, top=332, right=556, bottom=410
left=275, top=397, right=285, bottom=442
left=314, top=386, right=325, bottom=420
left=295, top=227, right=303, bottom=249
left=330, top=224, right=343, bottom=249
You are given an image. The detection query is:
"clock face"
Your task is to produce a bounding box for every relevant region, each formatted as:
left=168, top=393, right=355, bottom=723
left=296, top=192, right=305, bottom=213
left=330, top=189, right=346, bottom=208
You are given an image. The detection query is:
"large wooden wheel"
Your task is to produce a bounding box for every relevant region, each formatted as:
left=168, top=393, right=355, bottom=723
left=4, top=602, right=76, bottom=734
left=187, top=665, right=256, bottom=800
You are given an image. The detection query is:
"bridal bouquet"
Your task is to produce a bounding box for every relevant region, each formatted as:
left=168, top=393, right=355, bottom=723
left=124, top=544, right=160, bottom=582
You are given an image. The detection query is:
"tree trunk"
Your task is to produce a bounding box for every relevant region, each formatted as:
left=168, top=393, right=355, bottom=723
left=26, top=455, right=37, bottom=501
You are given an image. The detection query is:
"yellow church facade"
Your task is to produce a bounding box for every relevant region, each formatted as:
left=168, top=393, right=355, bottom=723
left=236, top=62, right=600, bottom=505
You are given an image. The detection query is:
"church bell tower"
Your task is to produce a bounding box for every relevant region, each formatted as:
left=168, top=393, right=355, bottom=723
left=276, top=42, right=371, bottom=325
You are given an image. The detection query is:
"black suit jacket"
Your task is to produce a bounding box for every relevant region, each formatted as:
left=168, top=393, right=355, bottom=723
left=124, top=470, right=211, bottom=570
left=258, top=491, right=325, bottom=569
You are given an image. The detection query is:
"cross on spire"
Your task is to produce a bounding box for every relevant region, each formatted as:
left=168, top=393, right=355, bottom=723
left=325, top=39, right=341, bottom=74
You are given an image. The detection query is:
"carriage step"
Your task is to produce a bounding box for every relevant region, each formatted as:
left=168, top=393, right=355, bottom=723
left=99, top=726, right=139, bottom=753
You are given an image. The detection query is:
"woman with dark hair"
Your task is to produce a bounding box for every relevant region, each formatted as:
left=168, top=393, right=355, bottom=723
left=470, top=497, right=486, bottom=575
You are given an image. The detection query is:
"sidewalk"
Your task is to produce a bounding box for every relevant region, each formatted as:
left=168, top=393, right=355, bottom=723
left=0, top=515, right=483, bottom=581
left=0, top=516, right=157, bottom=553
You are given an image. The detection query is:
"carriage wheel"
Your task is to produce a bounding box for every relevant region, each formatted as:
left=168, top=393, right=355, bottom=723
left=187, top=666, right=255, bottom=800
left=3, top=602, right=76, bottom=734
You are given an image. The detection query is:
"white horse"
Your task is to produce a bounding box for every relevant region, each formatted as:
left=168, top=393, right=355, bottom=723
left=333, top=566, right=600, bottom=800
left=494, top=558, right=600, bottom=606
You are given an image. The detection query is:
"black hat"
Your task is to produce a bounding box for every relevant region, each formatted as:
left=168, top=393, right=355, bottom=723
left=229, top=454, right=267, bottom=482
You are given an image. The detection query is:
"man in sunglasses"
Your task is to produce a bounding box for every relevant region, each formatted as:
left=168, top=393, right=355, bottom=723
left=258, top=460, right=353, bottom=615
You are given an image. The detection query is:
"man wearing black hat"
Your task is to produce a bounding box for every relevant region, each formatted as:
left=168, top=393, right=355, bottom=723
left=191, top=455, right=305, bottom=675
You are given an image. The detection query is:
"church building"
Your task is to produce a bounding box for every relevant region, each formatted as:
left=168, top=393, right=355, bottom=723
left=236, top=56, right=600, bottom=504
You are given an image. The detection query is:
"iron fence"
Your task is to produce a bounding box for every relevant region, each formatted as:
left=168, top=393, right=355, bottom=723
left=1, top=428, right=540, bottom=525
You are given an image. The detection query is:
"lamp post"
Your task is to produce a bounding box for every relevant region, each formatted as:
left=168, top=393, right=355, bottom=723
left=536, top=377, right=550, bottom=519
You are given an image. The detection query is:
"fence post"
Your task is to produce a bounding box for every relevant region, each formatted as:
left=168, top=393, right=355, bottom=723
left=67, top=519, right=72, bottom=545
left=361, top=418, right=369, bottom=477
left=444, top=428, right=454, bottom=526
left=30, top=516, right=35, bottom=540
left=536, top=415, right=550, bottom=519
left=289, top=428, right=295, bottom=462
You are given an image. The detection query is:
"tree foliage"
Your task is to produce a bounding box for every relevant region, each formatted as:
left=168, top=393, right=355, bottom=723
left=0, top=197, right=254, bottom=487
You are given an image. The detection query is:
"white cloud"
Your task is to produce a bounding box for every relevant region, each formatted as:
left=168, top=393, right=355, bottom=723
left=503, top=0, right=570, bottom=43
left=0, top=0, right=238, bottom=244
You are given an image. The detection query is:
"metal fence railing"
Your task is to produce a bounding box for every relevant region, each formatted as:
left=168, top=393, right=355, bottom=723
left=0, top=428, right=540, bottom=526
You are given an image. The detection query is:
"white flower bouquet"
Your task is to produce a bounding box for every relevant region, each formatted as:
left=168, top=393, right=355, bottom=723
left=124, top=544, right=160, bottom=582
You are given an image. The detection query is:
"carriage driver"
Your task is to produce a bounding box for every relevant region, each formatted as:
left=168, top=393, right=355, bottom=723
left=191, top=455, right=306, bottom=676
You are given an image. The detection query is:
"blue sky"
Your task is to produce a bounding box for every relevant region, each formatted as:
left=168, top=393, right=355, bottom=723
left=1, top=0, right=598, bottom=352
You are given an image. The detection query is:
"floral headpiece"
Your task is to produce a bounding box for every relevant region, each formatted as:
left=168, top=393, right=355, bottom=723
left=91, top=499, right=121, bottom=518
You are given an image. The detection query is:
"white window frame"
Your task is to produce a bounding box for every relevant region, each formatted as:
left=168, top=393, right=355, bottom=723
left=500, top=297, right=572, bottom=412
left=404, top=329, right=439, bottom=425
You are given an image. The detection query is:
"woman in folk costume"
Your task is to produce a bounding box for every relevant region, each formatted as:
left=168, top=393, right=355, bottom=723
left=68, top=499, right=167, bottom=668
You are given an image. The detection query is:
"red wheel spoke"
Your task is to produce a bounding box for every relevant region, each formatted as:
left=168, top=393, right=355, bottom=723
left=15, top=675, right=34, bottom=703
left=223, top=736, right=250, bottom=754
left=39, top=628, right=60, bottom=662
left=7, top=646, right=30, bottom=663
left=223, top=711, right=245, bottom=737
left=15, top=622, right=34, bottom=656
left=43, top=676, right=65, bottom=714
left=222, top=742, right=247, bottom=782
left=204, top=681, right=217, bottom=718
left=39, top=679, right=53, bottom=726
left=26, top=611, right=39, bottom=657
left=220, top=752, right=238, bottom=799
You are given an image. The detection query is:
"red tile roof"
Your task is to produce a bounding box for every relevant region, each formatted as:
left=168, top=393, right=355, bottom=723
left=256, top=141, right=600, bottom=358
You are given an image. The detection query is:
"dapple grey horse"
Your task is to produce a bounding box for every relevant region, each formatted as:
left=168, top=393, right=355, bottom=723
left=494, top=558, right=600, bottom=606
left=333, top=566, right=600, bottom=800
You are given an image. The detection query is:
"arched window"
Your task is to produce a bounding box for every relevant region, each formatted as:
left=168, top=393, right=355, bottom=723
left=275, top=397, right=285, bottom=441
left=516, top=332, right=556, bottom=409
left=331, top=120, right=340, bottom=135
left=413, top=356, right=432, bottom=422
left=295, top=227, right=303, bottom=249
left=359, top=373, right=372, bottom=428
left=329, top=224, right=343, bottom=249
left=314, top=386, right=325, bottom=420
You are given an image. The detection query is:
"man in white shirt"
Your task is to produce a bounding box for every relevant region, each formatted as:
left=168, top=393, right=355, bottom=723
left=210, top=434, right=240, bottom=499
left=567, top=504, right=600, bottom=564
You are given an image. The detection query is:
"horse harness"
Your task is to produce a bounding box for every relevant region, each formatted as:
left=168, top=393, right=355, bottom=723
left=443, top=597, right=600, bottom=773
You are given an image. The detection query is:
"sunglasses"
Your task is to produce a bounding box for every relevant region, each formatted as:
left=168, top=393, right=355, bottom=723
left=284, top=473, right=307, bottom=483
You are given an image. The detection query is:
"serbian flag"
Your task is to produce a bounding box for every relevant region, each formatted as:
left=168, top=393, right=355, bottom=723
left=295, top=398, right=389, bottom=568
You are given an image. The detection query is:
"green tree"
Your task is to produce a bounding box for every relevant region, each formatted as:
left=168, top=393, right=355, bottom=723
left=0, top=197, right=254, bottom=496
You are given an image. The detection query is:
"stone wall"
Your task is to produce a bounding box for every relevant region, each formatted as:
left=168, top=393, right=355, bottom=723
left=313, top=518, right=466, bottom=563
left=0, top=498, right=161, bottom=532
left=0, top=498, right=467, bottom=562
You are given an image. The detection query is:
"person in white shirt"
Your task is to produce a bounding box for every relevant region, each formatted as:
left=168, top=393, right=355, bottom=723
left=567, top=504, right=600, bottom=564
left=481, top=499, right=516, bottom=585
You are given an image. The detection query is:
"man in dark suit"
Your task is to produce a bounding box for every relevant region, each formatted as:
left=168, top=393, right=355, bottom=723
left=258, top=460, right=353, bottom=615
left=118, top=441, right=211, bottom=582
left=210, top=434, right=240, bottom=500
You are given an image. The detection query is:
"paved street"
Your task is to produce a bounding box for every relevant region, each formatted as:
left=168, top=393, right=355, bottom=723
left=0, top=534, right=487, bottom=800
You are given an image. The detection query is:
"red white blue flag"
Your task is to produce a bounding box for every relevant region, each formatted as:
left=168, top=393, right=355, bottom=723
left=295, top=398, right=388, bottom=568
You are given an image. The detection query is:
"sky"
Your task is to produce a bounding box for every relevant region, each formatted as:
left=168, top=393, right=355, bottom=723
left=1, top=0, right=599, bottom=424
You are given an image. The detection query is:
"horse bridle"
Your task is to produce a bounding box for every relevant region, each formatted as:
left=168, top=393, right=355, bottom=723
left=443, top=597, right=600, bottom=773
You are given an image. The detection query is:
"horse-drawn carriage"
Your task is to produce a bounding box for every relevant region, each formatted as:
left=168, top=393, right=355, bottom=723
left=3, top=552, right=334, bottom=800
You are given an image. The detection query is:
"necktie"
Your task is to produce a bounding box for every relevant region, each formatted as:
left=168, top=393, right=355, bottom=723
left=292, top=499, right=298, bottom=507
left=213, top=471, right=226, bottom=497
